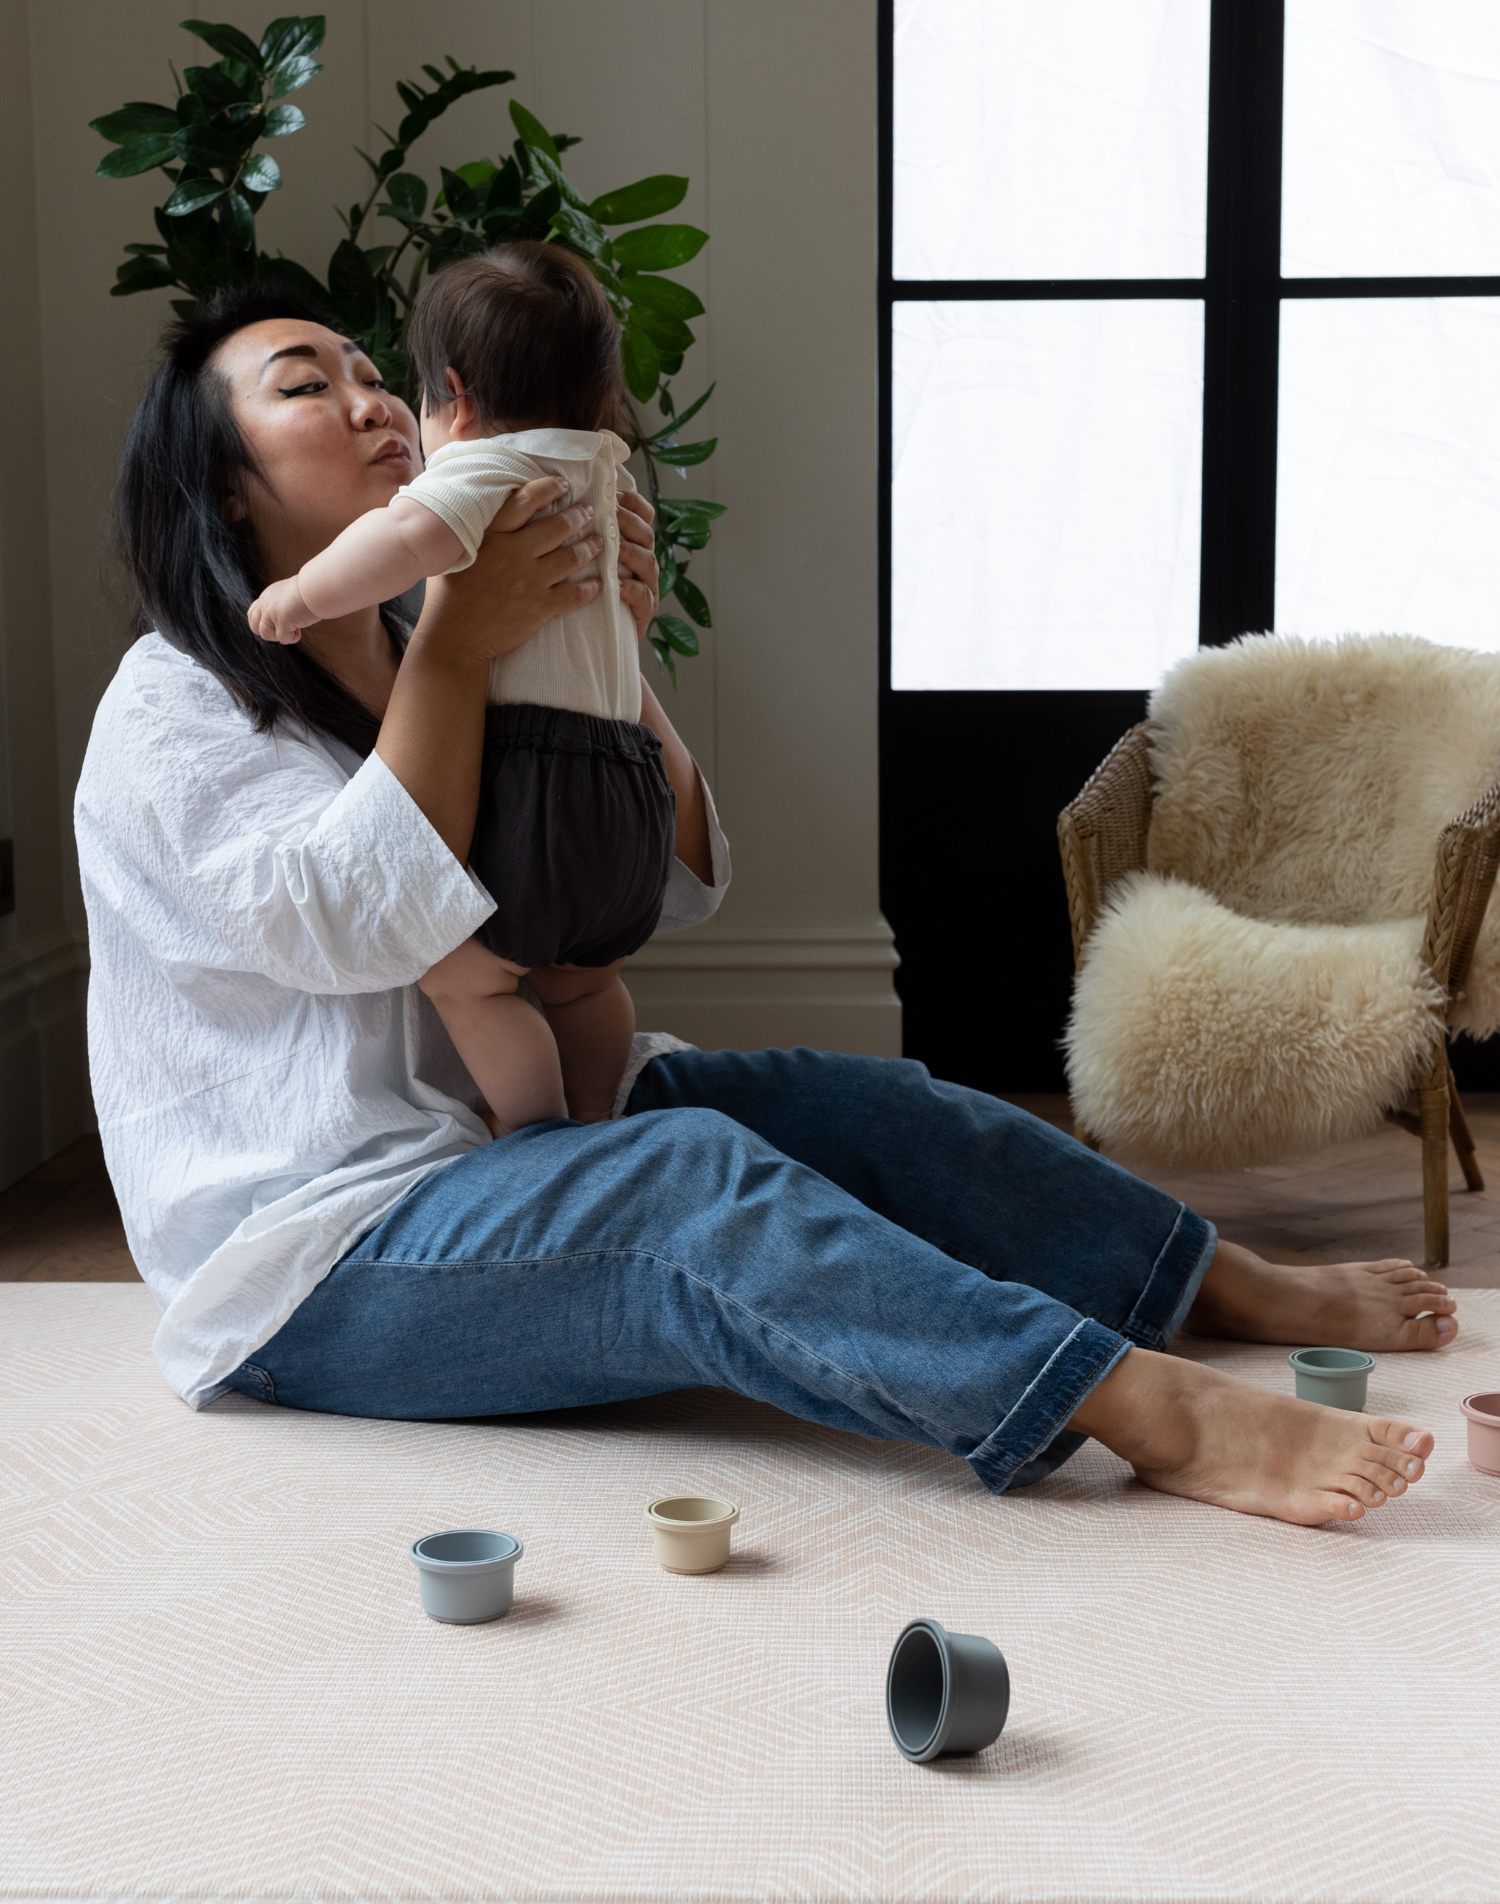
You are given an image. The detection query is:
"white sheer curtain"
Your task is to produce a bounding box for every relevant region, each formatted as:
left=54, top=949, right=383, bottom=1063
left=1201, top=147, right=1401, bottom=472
left=1277, top=2, right=1500, bottom=650
left=891, top=302, right=1204, bottom=691
left=892, top=0, right=1210, bottom=692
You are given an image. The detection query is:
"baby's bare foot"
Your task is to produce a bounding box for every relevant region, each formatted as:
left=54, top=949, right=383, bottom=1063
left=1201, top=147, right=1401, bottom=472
left=1070, top=1347, right=1434, bottom=1525
left=1185, top=1240, right=1457, bottom=1352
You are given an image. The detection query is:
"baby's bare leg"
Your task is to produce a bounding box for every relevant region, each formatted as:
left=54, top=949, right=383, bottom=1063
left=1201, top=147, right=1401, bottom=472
left=527, top=960, right=634, bottom=1124
left=418, top=939, right=565, bottom=1135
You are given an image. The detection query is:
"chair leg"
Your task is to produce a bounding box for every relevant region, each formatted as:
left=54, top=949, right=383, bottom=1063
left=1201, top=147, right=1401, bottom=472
left=1420, top=1081, right=1451, bottom=1269
left=1448, top=1080, right=1485, bottom=1193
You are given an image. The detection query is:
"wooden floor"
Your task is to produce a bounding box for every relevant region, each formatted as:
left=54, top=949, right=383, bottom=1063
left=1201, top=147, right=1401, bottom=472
left=6, top=1104, right=1500, bottom=1287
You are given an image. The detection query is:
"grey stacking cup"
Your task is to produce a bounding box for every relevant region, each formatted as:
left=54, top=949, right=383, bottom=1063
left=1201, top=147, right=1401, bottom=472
left=886, top=1618, right=1010, bottom=1762
left=1289, top=1347, right=1374, bottom=1411
left=409, top=1529, right=523, bottom=1624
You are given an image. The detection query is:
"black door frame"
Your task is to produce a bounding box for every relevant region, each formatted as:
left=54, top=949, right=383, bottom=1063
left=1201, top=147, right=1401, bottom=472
left=878, top=0, right=1500, bottom=1094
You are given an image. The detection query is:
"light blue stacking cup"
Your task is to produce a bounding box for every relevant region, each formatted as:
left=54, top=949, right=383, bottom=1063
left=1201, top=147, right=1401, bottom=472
left=409, top=1529, right=523, bottom=1624
left=1289, top=1348, right=1374, bottom=1411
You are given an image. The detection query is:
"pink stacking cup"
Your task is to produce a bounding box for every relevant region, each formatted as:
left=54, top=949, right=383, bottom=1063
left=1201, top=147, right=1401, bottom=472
left=1460, top=1393, right=1500, bottom=1475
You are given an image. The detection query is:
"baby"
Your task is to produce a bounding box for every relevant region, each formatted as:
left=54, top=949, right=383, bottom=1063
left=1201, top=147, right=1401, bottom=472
left=248, top=242, right=675, bottom=1134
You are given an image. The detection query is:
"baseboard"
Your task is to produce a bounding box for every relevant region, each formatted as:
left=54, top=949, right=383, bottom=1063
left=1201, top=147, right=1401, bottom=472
left=0, top=928, right=93, bottom=1191
left=625, top=922, right=903, bottom=1057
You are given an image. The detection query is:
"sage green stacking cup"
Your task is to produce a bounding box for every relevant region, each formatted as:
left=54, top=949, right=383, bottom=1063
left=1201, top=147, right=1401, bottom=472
left=1289, top=1347, right=1374, bottom=1411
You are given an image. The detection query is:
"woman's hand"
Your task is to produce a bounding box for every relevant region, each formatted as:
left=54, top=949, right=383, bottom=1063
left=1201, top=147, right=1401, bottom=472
left=376, top=477, right=604, bottom=865
left=617, top=489, right=659, bottom=640
left=415, top=476, right=606, bottom=670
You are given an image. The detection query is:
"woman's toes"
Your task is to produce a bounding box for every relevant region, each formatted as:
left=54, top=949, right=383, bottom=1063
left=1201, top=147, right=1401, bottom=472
left=1399, top=1310, right=1458, bottom=1349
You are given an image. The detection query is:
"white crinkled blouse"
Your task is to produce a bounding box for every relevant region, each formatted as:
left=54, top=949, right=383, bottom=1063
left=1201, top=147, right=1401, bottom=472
left=74, top=633, right=731, bottom=1409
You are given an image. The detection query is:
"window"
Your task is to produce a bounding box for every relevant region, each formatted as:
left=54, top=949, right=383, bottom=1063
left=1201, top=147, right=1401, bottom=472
left=884, top=0, right=1500, bottom=691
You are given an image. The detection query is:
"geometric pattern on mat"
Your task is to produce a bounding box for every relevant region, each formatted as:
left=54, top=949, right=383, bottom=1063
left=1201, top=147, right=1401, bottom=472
left=2, top=1283, right=1498, bottom=1904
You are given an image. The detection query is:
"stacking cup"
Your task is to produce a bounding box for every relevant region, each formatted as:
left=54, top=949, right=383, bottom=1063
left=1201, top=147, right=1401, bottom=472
left=1461, top=1392, right=1500, bottom=1475
left=886, top=1618, right=1010, bottom=1762
left=409, top=1529, right=523, bottom=1624
left=645, top=1496, right=739, bottom=1573
left=1289, top=1347, right=1374, bottom=1411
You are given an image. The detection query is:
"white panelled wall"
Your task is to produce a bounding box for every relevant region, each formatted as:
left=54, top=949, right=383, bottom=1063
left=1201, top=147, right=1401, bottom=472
left=0, top=0, right=898, bottom=1190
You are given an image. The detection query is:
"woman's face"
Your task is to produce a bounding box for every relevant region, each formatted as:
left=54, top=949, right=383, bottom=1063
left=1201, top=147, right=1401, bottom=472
left=213, top=318, right=421, bottom=581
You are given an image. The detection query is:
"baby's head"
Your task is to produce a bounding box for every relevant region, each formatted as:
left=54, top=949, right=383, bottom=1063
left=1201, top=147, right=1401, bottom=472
left=408, top=241, right=627, bottom=451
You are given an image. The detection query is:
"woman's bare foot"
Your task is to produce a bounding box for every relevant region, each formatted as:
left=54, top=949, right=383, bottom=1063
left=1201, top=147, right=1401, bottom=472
left=1184, top=1239, right=1458, bottom=1352
left=1070, top=1347, right=1435, bottom=1524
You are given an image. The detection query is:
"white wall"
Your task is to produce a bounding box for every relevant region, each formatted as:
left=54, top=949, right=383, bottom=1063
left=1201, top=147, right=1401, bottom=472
left=0, top=0, right=897, bottom=1188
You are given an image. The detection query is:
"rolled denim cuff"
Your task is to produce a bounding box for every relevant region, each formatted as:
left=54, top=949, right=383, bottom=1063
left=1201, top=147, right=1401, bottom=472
left=1121, top=1206, right=1218, bottom=1350
left=968, top=1316, right=1131, bottom=1494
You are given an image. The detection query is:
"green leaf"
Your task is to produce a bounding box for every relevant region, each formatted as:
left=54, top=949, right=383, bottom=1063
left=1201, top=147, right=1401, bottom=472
left=122, top=241, right=168, bottom=255
left=658, top=350, right=684, bottom=377
left=260, top=16, right=326, bottom=67
left=438, top=165, right=483, bottom=220
left=588, top=174, right=688, bottom=225
left=270, top=53, right=322, bottom=97
left=648, top=634, right=678, bottom=686
left=90, top=102, right=179, bottom=143
left=259, top=254, right=329, bottom=307
left=653, top=436, right=717, bottom=467
left=453, top=160, right=498, bottom=190
left=179, top=18, right=262, bottom=67
left=518, top=181, right=561, bottom=235
left=183, top=64, right=254, bottom=111
left=620, top=271, right=704, bottom=320
left=240, top=152, right=283, bottom=193
left=218, top=189, right=255, bottom=249
left=620, top=323, right=661, bottom=403
left=633, top=307, right=694, bottom=354
left=646, top=382, right=715, bottom=441
left=654, top=612, right=701, bottom=656
left=382, top=171, right=427, bottom=221
left=665, top=513, right=712, bottom=551
left=162, top=175, right=228, bottom=215
left=263, top=103, right=306, bottom=136
left=394, top=66, right=514, bottom=150
left=662, top=496, right=726, bottom=520
left=529, top=149, right=588, bottom=212
left=171, top=123, right=244, bottom=166
left=670, top=573, right=711, bottom=628
left=610, top=224, right=708, bottom=271
left=508, top=99, right=557, bottom=163
left=96, top=136, right=176, bottom=178
left=551, top=204, right=609, bottom=255
left=327, top=237, right=378, bottom=329
left=111, top=254, right=178, bottom=295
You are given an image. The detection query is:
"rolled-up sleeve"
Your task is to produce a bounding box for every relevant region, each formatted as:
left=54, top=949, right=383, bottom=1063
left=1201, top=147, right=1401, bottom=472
left=656, top=768, right=732, bottom=933
left=104, top=682, right=494, bottom=994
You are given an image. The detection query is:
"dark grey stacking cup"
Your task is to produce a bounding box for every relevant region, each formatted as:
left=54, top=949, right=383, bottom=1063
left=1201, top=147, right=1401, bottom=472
left=886, top=1618, right=1010, bottom=1762
left=409, top=1529, right=523, bottom=1624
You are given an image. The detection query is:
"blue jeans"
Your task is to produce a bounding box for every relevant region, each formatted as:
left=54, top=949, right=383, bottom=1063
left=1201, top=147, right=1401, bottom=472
left=226, top=1049, right=1216, bottom=1490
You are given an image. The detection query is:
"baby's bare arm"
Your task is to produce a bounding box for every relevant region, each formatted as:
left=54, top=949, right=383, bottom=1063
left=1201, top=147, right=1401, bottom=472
left=298, top=498, right=469, bottom=621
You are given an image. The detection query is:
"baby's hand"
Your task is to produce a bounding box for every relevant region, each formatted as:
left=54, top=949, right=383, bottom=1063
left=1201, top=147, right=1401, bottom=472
left=248, top=578, right=317, bottom=645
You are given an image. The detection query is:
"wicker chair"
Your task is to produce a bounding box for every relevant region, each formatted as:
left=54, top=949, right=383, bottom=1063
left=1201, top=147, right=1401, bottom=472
left=1058, top=720, right=1500, bottom=1267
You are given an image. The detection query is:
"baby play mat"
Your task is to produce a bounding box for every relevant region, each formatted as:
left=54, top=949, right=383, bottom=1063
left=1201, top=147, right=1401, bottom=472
left=3, top=1283, right=1499, bottom=1904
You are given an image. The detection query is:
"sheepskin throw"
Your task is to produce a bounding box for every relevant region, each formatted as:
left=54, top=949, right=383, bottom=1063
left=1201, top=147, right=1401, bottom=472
left=1065, top=633, right=1500, bottom=1168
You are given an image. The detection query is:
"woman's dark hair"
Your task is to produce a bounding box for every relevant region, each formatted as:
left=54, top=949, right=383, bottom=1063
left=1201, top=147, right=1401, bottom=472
left=113, top=280, right=406, bottom=756
left=406, top=241, right=630, bottom=436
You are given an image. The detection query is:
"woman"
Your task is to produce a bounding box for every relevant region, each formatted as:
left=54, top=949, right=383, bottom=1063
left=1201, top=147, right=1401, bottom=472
left=77, top=284, right=1455, bottom=1529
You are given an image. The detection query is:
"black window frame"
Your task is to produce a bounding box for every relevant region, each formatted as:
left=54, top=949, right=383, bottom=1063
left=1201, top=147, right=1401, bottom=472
left=877, top=0, right=1500, bottom=1094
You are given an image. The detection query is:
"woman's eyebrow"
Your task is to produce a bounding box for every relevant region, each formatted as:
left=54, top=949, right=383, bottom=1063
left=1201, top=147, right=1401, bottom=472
left=259, top=341, right=361, bottom=380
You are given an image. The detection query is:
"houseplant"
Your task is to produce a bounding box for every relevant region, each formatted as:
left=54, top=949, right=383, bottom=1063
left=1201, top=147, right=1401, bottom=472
left=90, top=14, right=719, bottom=680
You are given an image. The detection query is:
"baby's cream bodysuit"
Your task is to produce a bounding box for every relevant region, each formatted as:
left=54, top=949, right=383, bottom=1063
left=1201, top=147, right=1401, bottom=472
left=399, top=427, right=641, bottom=721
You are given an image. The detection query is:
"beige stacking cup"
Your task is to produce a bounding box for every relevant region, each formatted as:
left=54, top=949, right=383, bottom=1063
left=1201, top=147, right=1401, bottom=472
left=645, top=1495, right=740, bottom=1573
